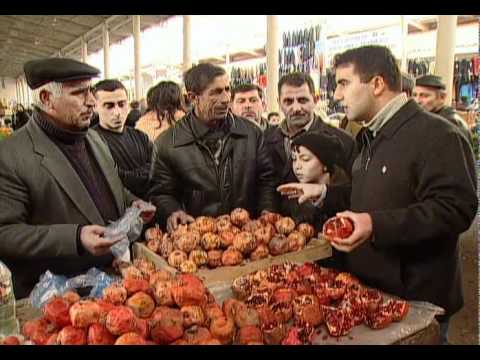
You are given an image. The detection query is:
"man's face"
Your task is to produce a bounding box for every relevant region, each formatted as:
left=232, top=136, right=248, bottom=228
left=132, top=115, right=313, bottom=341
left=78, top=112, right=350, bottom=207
left=413, top=86, right=444, bottom=112
left=279, top=83, right=316, bottom=130
left=231, top=89, right=265, bottom=123
left=95, top=89, right=129, bottom=133
left=292, top=145, right=326, bottom=184
left=334, top=64, right=376, bottom=123
left=47, top=79, right=96, bottom=131
left=194, top=74, right=230, bottom=124
left=268, top=115, right=280, bottom=126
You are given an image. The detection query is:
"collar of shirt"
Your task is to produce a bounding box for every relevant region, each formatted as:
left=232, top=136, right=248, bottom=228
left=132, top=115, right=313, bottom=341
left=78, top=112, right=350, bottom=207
left=191, top=110, right=231, bottom=139
left=279, top=115, right=315, bottom=138
left=364, top=93, right=408, bottom=138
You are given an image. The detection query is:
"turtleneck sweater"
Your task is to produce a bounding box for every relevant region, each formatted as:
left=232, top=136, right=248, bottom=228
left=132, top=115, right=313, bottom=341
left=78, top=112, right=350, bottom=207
left=34, top=110, right=119, bottom=225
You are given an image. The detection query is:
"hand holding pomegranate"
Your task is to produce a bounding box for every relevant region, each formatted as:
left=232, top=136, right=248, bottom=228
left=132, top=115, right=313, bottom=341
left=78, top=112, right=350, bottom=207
left=327, top=211, right=373, bottom=253
left=167, top=210, right=195, bottom=233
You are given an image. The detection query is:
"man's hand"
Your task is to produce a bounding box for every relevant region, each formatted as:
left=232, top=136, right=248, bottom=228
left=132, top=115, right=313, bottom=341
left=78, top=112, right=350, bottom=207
left=80, top=225, right=126, bottom=256
left=277, top=183, right=326, bottom=204
left=329, top=211, right=373, bottom=253
left=167, top=210, right=195, bottom=233
left=131, top=199, right=156, bottom=224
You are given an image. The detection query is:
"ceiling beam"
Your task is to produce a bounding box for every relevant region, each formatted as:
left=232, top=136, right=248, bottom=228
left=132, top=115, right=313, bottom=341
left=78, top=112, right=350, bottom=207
left=59, top=15, right=126, bottom=55
left=408, top=19, right=428, bottom=32
left=6, top=15, right=89, bottom=36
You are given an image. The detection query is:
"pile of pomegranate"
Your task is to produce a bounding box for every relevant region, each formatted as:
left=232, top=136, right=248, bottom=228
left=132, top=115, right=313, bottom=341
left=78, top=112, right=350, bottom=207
left=231, top=262, right=410, bottom=344
left=144, top=208, right=317, bottom=273
left=18, top=258, right=270, bottom=345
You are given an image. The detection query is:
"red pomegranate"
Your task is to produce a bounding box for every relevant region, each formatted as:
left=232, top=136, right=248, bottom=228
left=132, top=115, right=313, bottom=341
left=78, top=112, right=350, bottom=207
left=87, top=323, right=116, bottom=345
left=171, top=274, right=207, bottom=308
left=69, top=300, right=101, bottom=328
left=124, top=277, right=150, bottom=296
left=22, top=317, right=57, bottom=345
left=57, top=326, right=87, bottom=345
left=44, top=296, right=71, bottom=328
left=103, top=283, right=128, bottom=305
left=250, top=244, right=269, bottom=261
left=323, top=216, right=354, bottom=240
left=230, top=208, right=251, bottom=227
left=209, top=316, right=235, bottom=345
left=62, top=291, right=81, bottom=305
left=150, top=307, right=184, bottom=345
left=126, top=291, right=156, bottom=319
left=222, top=248, right=244, bottom=266
left=275, top=217, right=296, bottom=235
left=296, top=223, right=315, bottom=241
left=237, top=325, right=263, bottom=345
left=105, top=306, right=138, bottom=336
left=115, top=332, right=147, bottom=345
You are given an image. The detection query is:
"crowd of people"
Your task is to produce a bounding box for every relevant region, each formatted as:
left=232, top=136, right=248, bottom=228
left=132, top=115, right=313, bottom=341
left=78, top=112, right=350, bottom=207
left=0, top=45, right=477, bottom=345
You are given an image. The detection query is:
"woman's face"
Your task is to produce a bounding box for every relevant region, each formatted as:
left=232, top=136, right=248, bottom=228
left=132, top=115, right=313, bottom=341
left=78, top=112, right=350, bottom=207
left=292, top=145, right=326, bottom=183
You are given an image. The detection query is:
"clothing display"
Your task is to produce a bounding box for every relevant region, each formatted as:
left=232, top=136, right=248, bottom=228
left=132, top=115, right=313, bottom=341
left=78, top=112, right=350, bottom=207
left=279, top=25, right=321, bottom=77
left=230, top=64, right=266, bottom=88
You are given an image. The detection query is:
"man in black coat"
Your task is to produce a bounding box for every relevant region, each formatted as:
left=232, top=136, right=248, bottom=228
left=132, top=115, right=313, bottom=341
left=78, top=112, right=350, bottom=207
left=92, top=79, right=153, bottom=199
left=267, top=72, right=357, bottom=225
left=414, top=74, right=473, bottom=146
left=278, top=46, right=477, bottom=344
left=148, top=63, right=278, bottom=232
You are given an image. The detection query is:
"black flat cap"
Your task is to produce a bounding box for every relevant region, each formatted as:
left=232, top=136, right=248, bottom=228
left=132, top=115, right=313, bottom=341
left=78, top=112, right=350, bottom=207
left=292, top=130, right=346, bottom=174
left=24, top=58, right=100, bottom=90
left=415, top=75, right=446, bottom=90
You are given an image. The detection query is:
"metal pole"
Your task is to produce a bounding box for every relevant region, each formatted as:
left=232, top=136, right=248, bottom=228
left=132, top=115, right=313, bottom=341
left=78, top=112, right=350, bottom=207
left=400, top=15, right=408, bottom=73
left=133, top=15, right=142, bottom=101
left=183, top=15, right=192, bottom=73
left=434, top=15, right=457, bottom=106
left=81, top=37, right=88, bottom=63
left=266, top=15, right=280, bottom=113
left=103, top=23, right=111, bottom=79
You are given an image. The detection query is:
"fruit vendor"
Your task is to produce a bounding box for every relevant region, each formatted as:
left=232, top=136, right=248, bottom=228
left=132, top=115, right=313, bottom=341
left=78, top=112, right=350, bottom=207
left=0, top=58, right=155, bottom=299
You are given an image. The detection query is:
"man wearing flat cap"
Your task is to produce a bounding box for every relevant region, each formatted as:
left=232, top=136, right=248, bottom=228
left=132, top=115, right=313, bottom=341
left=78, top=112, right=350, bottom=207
left=414, top=74, right=473, bottom=146
left=0, top=58, right=155, bottom=298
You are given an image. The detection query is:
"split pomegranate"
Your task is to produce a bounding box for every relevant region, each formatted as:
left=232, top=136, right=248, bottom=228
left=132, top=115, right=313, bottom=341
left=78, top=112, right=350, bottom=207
left=322, top=216, right=354, bottom=240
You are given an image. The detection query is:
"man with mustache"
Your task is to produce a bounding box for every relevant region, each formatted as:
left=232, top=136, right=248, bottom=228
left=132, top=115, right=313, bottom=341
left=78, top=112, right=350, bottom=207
left=149, top=63, right=277, bottom=232
left=0, top=58, right=155, bottom=298
left=230, top=83, right=272, bottom=131
left=267, top=72, right=357, bottom=224
left=92, top=79, right=153, bottom=199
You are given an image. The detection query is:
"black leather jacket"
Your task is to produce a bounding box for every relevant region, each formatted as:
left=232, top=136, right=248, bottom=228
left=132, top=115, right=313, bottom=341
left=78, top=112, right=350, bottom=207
left=148, top=111, right=278, bottom=226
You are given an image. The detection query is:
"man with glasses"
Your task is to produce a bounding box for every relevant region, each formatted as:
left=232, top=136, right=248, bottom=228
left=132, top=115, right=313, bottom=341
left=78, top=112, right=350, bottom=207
left=0, top=58, right=155, bottom=298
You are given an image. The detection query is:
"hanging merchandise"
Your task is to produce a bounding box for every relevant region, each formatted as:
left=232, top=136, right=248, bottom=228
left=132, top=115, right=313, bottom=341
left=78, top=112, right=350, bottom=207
left=279, top=24, right=321, bottom=77
left=230, top=63, right=267, bottom=89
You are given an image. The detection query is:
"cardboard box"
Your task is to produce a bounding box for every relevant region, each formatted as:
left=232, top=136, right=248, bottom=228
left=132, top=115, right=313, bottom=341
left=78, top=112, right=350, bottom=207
left=132, top=238, right=332, bottom=289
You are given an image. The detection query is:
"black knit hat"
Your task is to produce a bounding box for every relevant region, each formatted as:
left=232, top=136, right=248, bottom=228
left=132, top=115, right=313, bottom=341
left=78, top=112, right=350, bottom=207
left=291, top=130, right=345, bottom=174
left=24, top=58, right=100, bottom=90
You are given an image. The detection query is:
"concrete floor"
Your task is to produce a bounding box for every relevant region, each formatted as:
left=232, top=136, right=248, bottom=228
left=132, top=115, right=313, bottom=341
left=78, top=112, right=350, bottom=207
left=449, top=220, right=478, bottom=345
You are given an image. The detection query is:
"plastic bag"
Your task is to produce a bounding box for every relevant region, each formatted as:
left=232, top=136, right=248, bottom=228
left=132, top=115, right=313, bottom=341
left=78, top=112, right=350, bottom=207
left=29, top=268, right=119, bottom=309
left=105, top=206, right=144, bottom=261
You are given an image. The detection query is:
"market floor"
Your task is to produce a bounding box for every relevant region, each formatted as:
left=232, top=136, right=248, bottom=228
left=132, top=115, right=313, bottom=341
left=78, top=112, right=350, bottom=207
left=448, top=219, right=478, bottom=345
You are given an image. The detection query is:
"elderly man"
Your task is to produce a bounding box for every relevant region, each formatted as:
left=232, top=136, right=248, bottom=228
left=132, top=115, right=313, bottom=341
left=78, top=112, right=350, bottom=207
left=0, top=58, right=155, bottom=298
left=148, top=63, right=277, bottom=232
left=92, top=79, right=153, bottom=199
left=267, top=72, right=357, bottom=225
left=279, top=46, right=477, bottom=345
left=414, top=74, right=473, bottom=146
left=230, top=83, right=271, bottom=131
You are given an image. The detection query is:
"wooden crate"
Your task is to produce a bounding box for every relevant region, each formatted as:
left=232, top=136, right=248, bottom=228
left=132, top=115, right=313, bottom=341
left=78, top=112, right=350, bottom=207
left=132, top=238, right=332, bottom=288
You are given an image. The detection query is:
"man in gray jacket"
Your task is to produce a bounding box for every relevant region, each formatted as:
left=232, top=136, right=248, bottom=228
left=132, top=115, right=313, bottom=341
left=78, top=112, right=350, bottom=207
left=0, top=58, right=154, bottom=298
